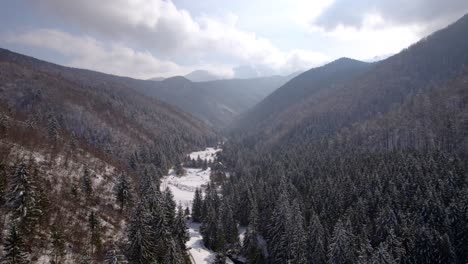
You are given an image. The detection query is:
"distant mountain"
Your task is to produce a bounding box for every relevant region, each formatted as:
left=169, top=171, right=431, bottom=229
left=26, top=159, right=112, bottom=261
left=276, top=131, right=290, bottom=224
left=184, top=70, right=221, bottom=82
left=149, top=76, right=165, bottom=81
left=134, top=74, right=294, bottom=127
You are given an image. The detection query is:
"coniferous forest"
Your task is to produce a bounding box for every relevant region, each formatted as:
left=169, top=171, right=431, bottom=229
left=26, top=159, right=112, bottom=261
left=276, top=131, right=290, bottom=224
left=1, top=3, right=468, bottom=264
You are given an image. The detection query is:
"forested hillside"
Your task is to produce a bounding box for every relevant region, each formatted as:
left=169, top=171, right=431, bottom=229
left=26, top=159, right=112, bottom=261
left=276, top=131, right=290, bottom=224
left=136, top=74, right=293, bottom=127
left=233, top=13, right=468, bottom=149
left=0, top=49, right=217, bottom=262
left=189, top=13, right=468, bottom=264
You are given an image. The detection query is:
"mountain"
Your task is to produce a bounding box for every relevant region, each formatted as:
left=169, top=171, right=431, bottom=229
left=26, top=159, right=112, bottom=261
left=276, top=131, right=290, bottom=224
left=232, top=57, right=372, bottom=134
left=134, top=74, right=294, bottom=127
left=184, top=70, right=220, bottom=82
left=232, top=13, right=468, bottom=149
left=148, top=76, right=165, bottom=81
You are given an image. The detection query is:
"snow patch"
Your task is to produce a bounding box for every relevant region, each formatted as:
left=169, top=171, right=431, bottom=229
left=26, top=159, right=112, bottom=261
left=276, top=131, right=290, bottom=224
left=189, top=148, right=221, bottom=162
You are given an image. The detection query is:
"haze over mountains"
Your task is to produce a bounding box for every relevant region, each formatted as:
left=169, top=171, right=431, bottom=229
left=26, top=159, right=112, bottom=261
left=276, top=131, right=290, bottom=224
left=0, top=5, right=468, bottom=264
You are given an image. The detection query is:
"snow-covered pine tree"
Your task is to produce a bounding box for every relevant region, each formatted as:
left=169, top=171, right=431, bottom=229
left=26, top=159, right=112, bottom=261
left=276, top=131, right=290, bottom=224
left=104, top=248, right=128, bottom=264
left=192, top=188, right=203, bottom=222
left=328, top=219, right=357, bottom=264
left=88, top=211, right=102, bottom=255
left=266, top=189, right=290, bottom=263
left=47, top=113, right=59, bottom=142
left=288, top=200, right=307, bottom=263
left=306, top=212, right=327, bottom=264
left=6, top=163, right=42, bottom=232
left=162, top=238, right=185, bottom=264
left=81, top=167, right=93, bottom=198
left=243, top=202, right=265, bottom=263
left=50, top=226, right=66, bottom=264
left=2, top=223, right=30, bottom=264
left=114, top=174, right=132, bottom=211
left=163, top=187, right=176, bottom=228
left=126, top=201, right=156, bottom=263
left=201, top=207, right=219, bottom=251
left=173, top=204, right=190, bottom=250
left=0, top=162, right=6, bottom=206
left=221, top=199, right=238, bottom=246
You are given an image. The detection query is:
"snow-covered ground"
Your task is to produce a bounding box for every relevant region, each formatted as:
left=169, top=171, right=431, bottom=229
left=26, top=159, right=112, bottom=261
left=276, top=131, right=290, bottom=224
left=189, top=147, right=222, bottom=162
left=160, top=147, right=222, bottom=264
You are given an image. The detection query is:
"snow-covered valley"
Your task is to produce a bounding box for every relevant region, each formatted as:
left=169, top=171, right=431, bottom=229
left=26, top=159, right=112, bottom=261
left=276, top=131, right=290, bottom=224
left=160, top=147, right=222, bottom=264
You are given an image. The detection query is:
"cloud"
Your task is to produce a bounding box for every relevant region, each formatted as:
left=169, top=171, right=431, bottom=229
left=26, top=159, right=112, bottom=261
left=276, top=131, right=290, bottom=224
left=5, top=28, right=234, bottom=79
left=313, top=0, right=468, bottom=33
left=26, top=0, right=329, bottom=76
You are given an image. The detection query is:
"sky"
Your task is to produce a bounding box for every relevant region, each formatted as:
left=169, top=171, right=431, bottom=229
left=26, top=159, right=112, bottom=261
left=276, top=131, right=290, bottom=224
left=1, top=0, right=468, bottom=79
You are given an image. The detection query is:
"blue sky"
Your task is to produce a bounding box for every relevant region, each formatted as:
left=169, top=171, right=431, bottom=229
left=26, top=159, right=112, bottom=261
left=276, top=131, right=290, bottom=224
left=1, top=0, right=468, bottom=79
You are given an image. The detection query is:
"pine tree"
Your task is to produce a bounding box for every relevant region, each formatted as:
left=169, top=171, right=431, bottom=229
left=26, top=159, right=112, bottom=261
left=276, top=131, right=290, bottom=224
left=221, top=200, right=238, bottom=245
left=104, top=248, right=128, bottom=264
left=243, top=202, right=265, bottom=263
left=306, top=212, right=327, bottom=264
left=173, top=204, right=190, bottom=250
left=371, top=242, right=396, bottom=264
left=6, top=163, right=42, bottom=232
left=81, top=167, right=93, bottom=198
left=192, top=188, right=203, bottom=222
left=201, top=207, right=220, bottom=251
left=328, top=219, right=356, bottom=264
left=202, top=160, right=208, bottom=171
left=162, top=239, right=185, bottom=264
left=267, top=189, right=290, bottom=263
left=163, top=187, right=177, bottom=228
left=175, top=162, right=185, bottom=176
left=0, top=162, right=7, bottom=206
left=114, top=174, right=132, bottom=211
left=47, top=114, right=59, bottom=142
left=88, top=211, right=102, bottom=255
left=126, top=201, right=156, bottom=264
left=2, top=223, right=30, bottom=264
left=50, top=226, right=66, bottom=264
left=288, top=200, right=307, bottom=263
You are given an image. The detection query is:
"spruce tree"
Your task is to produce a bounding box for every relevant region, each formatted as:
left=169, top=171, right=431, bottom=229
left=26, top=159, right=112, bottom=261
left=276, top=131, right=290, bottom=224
left=162, top=239, right=185, bottom=264
left=0, top=162, right=6, bottom=206
left=221, top=200, right=238, bottom=245
left=88, top=211, right=102, bottom=255
left=81, top=167, right=93, bottom=198
left=328, top=219, right=356, bottom=264
left=114, top=174, right=132, bottom=211
left=306, top=212, right=327, bottom=264
left=126, top=201, right=156, bottom=264
left=243, top=202, right=265, bottom=263
left=267, top=189, right=290, bottom=263
left=6, top=163, right=42, bottom=232
left=173, top=204, right=190, bottom=250
left=51, top=226, right=66, bottom=264
left=192, top=188, right=203, bottom=222
left=163, top=187, right=176, bottom=228
left=2, top=223, right=30, bottom=264
left=104, top=248, right=128, bottom=264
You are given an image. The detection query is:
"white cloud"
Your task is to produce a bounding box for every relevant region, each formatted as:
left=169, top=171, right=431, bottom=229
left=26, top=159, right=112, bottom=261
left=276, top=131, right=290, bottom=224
left=5, top=29, right=234, bottom=79
left=27, top=0, right=329, bottom=76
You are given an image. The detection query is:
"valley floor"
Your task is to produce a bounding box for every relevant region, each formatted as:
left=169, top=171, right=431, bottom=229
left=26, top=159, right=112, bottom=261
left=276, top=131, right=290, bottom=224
left=161, top=147, right=232, bottom=264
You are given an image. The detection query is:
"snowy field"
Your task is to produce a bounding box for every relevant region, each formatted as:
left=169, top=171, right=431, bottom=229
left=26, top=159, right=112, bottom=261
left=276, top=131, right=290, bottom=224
left=160, top=147, right=222, bottom=264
